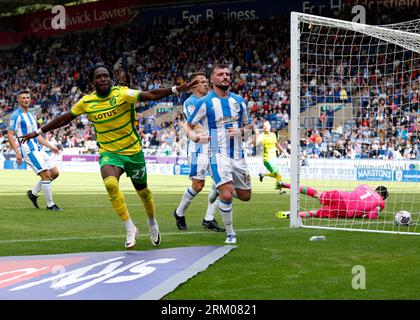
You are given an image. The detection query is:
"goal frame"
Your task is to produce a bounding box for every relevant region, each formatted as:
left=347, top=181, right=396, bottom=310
left=289, top=11, right=419, bottom=235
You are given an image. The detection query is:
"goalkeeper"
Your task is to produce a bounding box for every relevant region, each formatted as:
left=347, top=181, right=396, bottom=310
left=254, top=121, right=289, bottom=193
left=277, top=183, right=388, bottom=219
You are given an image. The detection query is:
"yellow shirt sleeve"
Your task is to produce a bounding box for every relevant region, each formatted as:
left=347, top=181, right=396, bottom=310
left=70, top=98, right=86, bottom=117
left=122, top=86, right=141, bottom=104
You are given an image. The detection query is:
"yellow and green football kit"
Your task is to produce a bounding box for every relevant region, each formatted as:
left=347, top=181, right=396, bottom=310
left=259, top=132, right=283, bottom=187
left=71, top=86, right=146, bottom=184
left=71, top=86, right=156, bottom=226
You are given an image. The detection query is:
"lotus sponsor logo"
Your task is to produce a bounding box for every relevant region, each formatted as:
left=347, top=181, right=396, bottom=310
left=0, top=246, right=235, bottom=300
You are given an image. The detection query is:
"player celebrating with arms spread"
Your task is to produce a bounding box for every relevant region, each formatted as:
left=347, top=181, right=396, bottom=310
left=185, top=64, right=253, bottom=244
left=20, top=63, right=198, bottom=249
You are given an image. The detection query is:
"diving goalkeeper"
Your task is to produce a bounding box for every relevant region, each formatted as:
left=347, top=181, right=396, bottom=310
left=278, top=183, right=388, bottom=219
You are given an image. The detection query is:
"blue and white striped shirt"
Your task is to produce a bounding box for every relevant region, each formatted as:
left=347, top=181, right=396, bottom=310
left=8, top=108, right=41, bottom=155
left=183, top=94, right=209, bottom=155
left=188, top=91, right=250, bottom=159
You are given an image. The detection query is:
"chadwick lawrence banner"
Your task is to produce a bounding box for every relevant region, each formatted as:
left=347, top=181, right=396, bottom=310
left=0, top=0, right=140, bottom=48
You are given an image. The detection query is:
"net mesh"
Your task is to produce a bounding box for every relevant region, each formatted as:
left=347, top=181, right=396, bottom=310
left=293, top=13, right=420, bottom=233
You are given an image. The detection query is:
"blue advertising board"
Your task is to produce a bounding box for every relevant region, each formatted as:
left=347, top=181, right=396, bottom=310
left=394, top=170, right=420, bottom=182
left=356, top=168, right=393, bottom=181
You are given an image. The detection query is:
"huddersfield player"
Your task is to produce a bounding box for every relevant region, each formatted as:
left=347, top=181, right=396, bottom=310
left=254, top=121, right=289, bottom=193
left=20, top=64, right=198, bottom=249
left=7, top=89, right=62, bottom=211
left=277, top=183, right=388, bottom=219
left=186, top=64, right=253, bottom=244
left=172, top=72, right=224, bottom=232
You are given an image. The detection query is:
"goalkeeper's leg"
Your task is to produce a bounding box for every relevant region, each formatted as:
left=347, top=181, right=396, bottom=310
left=298, top=210, right=316, bottom=218
left=280, top=182, right=320, bottom=198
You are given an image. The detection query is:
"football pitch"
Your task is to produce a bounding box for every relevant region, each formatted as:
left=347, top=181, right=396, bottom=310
left=0, top=170, right=419, bottom=300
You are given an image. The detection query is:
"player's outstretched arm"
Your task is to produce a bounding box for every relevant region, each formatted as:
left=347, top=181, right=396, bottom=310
left=139, top=79, right=199, bottom=101
left=37, top=135, right=60, bottom=154
left=19, top=111, right=76, bottom=144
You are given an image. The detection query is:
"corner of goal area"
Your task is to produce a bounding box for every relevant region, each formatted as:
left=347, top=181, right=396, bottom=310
left=0, top=245, right=236, bottom=300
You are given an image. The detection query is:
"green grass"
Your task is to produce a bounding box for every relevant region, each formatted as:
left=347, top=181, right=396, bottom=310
left=0, top=170, right=419, bottom=299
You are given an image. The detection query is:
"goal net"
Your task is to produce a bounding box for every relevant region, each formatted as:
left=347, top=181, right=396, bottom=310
left=289, top=12, right=420, bottom=234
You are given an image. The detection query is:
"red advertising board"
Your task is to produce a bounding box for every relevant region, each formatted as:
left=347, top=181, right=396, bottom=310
left=0, top=0, right=140, bottom=47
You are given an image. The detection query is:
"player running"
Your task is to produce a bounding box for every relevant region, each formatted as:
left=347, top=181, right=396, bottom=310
left=19, top=63, right=198, bottom=249
left=185, top=64, right=253, bottom=244
left=172, top=71, right=224, bottom=232
left=7, top=89, right=62, bottom=211
left=254, top=121, right=289, bottom=194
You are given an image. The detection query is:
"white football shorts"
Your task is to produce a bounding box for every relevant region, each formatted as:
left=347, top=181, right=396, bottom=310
left=189, top=152, right=209, bottom=180
left=209, top=153, right=251, bottom=190
left=24, top=150, right=56, bottom=174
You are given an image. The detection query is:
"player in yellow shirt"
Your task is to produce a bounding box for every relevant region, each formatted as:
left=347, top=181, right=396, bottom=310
left=20, top=63, right=198, bottom=249
left=254, top=121, right=289, bottom=193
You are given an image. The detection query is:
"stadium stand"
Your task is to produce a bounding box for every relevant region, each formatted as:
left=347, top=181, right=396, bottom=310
left=0, top=2, right=418, bottom=161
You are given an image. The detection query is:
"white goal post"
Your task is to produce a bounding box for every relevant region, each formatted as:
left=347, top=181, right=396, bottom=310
left=289, top=12, right=420, bottom=235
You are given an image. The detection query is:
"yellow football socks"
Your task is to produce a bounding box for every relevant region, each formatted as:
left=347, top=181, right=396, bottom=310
left=137, top=188, right=155, bottom=219
left=103, top=176, right=129, bottom=221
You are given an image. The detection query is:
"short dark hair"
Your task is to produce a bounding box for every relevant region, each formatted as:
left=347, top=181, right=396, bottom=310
left=89, top=63, right=113, bottom=82
left=210, top=64, right=229, bottom=75
left=18, top=89, right=30, bottom=96
left=375, top=186, right=389, bottom=200
left=188, top=71, right=206, bottom=82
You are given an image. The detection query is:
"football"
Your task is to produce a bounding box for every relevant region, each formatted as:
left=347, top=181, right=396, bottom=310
left=394, top=211, right=412, bottom=226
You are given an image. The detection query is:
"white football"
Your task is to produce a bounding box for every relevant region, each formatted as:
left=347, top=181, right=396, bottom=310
left=394, top=211, right=412, bottom=226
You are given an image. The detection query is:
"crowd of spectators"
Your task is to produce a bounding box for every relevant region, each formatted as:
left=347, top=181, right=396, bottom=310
left=0, top=9, right=419, bottom=161
left=299, top=13, right=419, bottom=161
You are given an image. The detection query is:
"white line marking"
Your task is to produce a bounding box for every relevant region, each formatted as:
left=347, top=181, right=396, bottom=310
left=0, top=227, right=288, bottom=244
left=0, top=201, right=282, bottom=210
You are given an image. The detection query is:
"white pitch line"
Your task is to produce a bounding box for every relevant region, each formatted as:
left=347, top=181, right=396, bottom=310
left=0, top=201, right=283, bottom=210
left=0, top=227, right=288, bottom=244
